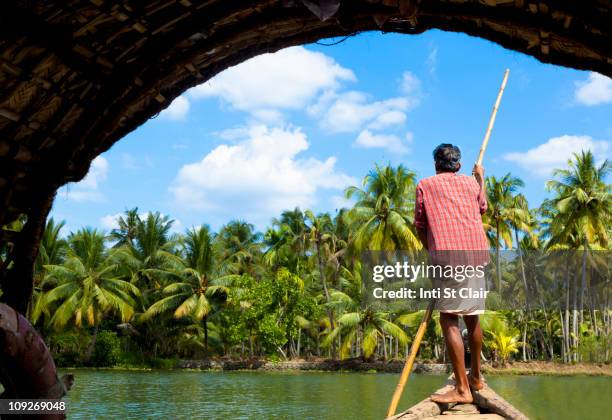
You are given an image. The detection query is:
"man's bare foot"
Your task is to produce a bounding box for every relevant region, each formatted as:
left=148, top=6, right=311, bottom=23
left=430, top=388, right=473, bottom=404
left=467, top=373, right=485, bottom=390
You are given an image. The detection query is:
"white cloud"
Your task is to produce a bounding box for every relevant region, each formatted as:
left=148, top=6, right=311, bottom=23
left=169, top=125, right=356, bottom=224
left=400, top=71, right=421, bottom=95
left=308, top=72, right=421, bottom=133
left=60, top=156, right=108, bottom=202
left=310, top=91, right=414, bottom=133
left=368, top=110, right=407, bottom=130
left=353, top=130, right=412, bottom=154
left=214, top=126, right=252, bottom=141
left=426, top=45, right=438, bottom=76
left=574, top=73, right=612, bottom=106
left=188, top=46, right=355, bottom=120
left=79, top=157, right=108, bottom=189
left=504, top=135, right=610, bottom=175
left=121, top=153, right=139, bottom=170
left=100, top=213, right=122, bottom=230
left=329, top=194, right=354, bottom=210
left=160, top=96, right=190, bottom=121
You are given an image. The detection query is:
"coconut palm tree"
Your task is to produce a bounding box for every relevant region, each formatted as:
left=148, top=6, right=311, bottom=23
left=487, top=329, right=521, bottom=366
left=35, top=218, right=67, bottom=275
left=215, top=220, right=263, bottom=277
left=325, top=304, right=408, bottom=360
left=305, top=212, right=335, bottom=308
left=545, top=151, right=610, bottom=250
left=111, top=212, right=182, bottom=302
left=345, top=164, right=420, bottom=252
left=142, top=226, right=229, bottom=351
left=485, top=174, right=528, bottom=290
left=36, top=228, right=140, bottom=357
left=544, top=151, right=610, bottom=360
left=31, top=218, right=68, bottom=322
left=109, top=207, right=141, bottom=247
left=507, top=194, right=537, bottom=306
left=264, top=208, right=309, bottom=273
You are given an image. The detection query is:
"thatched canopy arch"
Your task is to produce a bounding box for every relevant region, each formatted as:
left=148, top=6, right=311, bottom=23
left=0, top=0, right=611, bottom=312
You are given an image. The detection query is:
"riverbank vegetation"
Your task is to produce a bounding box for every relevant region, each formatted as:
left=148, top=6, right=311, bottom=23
left=2, top=151, right=609, bottom=368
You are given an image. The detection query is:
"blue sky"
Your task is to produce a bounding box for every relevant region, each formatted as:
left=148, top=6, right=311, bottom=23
left=51, top=30, right=612, bottom=234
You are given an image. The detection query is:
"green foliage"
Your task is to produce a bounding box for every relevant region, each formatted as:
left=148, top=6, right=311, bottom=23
left=545, top=151, right=610, bottom=248
left=345, top=164, right=420, bottom=252
left=47, top=331, right=88, bottom=367
left=27, top=157, right=610, bottom=365
left=578, top=333, right=611, bottom=363
left=34, top=228, right=140, bottom=329
left=89, top=330, right=121, bottom=367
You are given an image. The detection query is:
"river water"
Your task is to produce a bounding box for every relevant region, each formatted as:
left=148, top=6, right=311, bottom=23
left=62, top=370, right=611, bottom=419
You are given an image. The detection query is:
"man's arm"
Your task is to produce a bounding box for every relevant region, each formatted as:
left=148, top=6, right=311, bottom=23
left=472, top=164, right=487, bottom=215
left=414, top=184, right=428, bottom=250
left=417, top=227, right=428, bottom=250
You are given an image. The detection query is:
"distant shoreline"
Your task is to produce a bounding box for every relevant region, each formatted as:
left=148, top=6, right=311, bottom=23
left=171, top=359, right=611, bottom=376
left=59, top=359, right=612, bottom=376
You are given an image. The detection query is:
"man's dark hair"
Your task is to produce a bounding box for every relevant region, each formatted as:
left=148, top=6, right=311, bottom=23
left=433, top=143, right=461, bottom=172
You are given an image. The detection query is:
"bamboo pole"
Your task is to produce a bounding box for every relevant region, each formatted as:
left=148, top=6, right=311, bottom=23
left=476, top=69, right=510, bottom=166
left=386, top=300, right=435, bottom=418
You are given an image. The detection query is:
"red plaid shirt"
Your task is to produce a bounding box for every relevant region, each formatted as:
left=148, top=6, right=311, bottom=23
left=414, top=172, right=489, bottom=263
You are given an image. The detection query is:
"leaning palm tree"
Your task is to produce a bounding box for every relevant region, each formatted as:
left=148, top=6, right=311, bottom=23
left=345, top=164, right=420, bottom=253
left=485, top=173, right=528, bottom=290
left=142, top=226, right=229, bottom=351
left=36, top=228, right=140, bottom=358
left=508, top=194, right=537, bottom=306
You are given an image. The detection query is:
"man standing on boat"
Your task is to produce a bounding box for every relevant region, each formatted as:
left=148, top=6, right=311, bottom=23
left=414, top=143, right=489, bottom=403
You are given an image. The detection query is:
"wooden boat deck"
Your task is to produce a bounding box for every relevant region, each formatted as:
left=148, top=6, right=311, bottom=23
left=389, top=380, right=528, bottom=420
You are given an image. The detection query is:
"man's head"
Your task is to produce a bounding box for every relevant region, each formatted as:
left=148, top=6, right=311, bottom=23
left=433, top=143, right=461, bottom=173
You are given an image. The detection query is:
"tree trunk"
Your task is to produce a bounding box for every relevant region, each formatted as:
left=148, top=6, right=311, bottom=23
left=203, top=315, right=209, bottom=354
left=382, top=333, right=387, bottom=360
left=395, top=336, right=399, bottom=359
left=297, top=328, right=301, bottom=358
left=496, top=220, right=502, bottom=291
left=85, top=324, right=99, bottom=361
left=522, top=321, right=527, bottom=362
left=560, top=310, right=566, bottom=362
left=580, top=240, right=588, bottom=328
left=315, top=239, right=336, bottom=359
left=515, top=229, right=530, bottom=310
left=564, top=265, right=571, bottom=363
left=571, top=270, right=579, bottom=362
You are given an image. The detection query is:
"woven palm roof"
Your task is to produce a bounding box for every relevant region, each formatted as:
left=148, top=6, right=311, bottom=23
left=0, top=0, right=610, bottom=232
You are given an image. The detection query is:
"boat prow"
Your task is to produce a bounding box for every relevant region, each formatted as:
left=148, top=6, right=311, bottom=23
left=388, top=379, right=529, bottom=420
